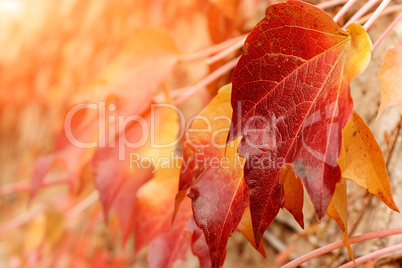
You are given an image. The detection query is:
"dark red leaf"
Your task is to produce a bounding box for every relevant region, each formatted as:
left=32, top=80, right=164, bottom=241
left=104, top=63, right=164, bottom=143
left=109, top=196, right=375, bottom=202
left=229, top=0, right=371, bottom=245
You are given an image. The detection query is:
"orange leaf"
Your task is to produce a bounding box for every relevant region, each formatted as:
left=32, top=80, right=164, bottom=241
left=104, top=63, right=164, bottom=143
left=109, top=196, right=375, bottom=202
left=340, top=111, right=399, bottom=212
left=237, top=206, right=266, bottom=257
left=377, top=39, right=402, bottom=117
left=279, top=165, right=304, bottom=229
left=326, top=177, right=354, bottom=261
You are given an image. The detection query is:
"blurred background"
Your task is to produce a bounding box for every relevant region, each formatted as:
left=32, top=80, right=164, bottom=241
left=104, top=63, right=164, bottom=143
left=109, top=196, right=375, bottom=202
left=0, top=0, right=401, bottom=267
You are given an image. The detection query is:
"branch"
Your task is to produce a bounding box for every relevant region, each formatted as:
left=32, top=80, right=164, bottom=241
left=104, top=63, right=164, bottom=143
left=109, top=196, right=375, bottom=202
left=173, top=57, right=240, bottom=105
left=339, top=243, right=402, bottom=268
left=281, top=228, right=402, bottom=268
left=180, top=0, right=346, bottom=63
left=316, top=0, right=348, bottom=10
left=180, top=34, right=246, bottom=62
left=0, top=177, right=69, bottom=196
left=0, top=205, right=45, bottom=235
left=363, top=0, right=392, bottom=30
left=333, top=0, right=359, bottom=23
left=345, top=0, right=381, bottom=26
left=357, top=4, right=402, bottom=24
left=0, top=193, right=69, bottom=234
left=373, top=13, right=402, bottom=50
left=206, top=37, right=245, bottom=65
left=66, top=191, right=99, bottom=218
left=385, top=116, right=402, bottom=168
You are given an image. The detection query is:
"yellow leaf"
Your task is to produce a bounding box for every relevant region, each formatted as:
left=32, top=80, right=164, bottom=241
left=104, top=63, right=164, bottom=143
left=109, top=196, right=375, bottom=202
left=340, top=111, right=399, bottom=212
left=345, top=23, right=372, bottom=79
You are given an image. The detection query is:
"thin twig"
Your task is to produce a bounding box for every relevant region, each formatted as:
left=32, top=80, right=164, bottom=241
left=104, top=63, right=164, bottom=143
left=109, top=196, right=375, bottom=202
left=281, top=228, right=402, bottom=268
left=316, top=0, right=348, bottom=10
left=178, top=0, right=349, bottom=63
left=357, top=4, right=402, bottom=25
left=363, top=0, right=392, bottom=30
left=339, top=243, right=402, bottom=268
left=345, top=0, right=381, bottom=26
left=0, top=177, right=69, bottom=196
left=264, top=231, right=305, bottom=267
left=373, top=13, right=402, bottom=50
left=180, top=35, right=246, bottom=62
left=173, top=57, right=240, bottom=105
left=349, top=192, right=372, bottom=236
left=385, top=117, right=402, bottom=168
left=0, top=205, right=45, bottom=235
left=0, top=193, right=68, bottom=234
left=206, top=37, right=245, bottom=65
left=66, top=191, right=99, bottom=218
left=333, top=0, right=359, bottom=23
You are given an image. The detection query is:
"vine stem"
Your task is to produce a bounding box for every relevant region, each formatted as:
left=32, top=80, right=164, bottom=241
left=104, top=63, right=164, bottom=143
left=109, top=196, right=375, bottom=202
left=0, top=178, right=69, bottom=196
left=0, top=191, right=98, bottom=234
left=363, top=0, right=392, bottom=30
left=316, top=0, right=348, bottom=10
left=373, top=13, right=402, bottom=50
left=345, top=0, right=381, bottom=26
left=173, top=56, right=239, bottom=105
left=0, top=205, right=45, bottom=235
left=66, top=191, right=99, bottom=218
left=281, top=228, right=402, bottom=268
left=357, top=4, right=402, bottom=24
left=333, top=0, right=359, bottom=23
left=0, top=194, right=68, bottom=234
left=180, top=34, right=246, bottom=62
left=206, top=37, right=246, bottom=65
left=385, top=117, right=402, bottom=168
left=180, top=0, right=347, bottom=63
left=162, top=0, right=360, bottom=105
left=339, top=243, right=402, bottom=268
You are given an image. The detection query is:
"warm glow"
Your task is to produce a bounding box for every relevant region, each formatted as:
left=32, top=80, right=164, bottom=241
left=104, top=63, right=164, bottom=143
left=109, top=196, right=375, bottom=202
left=0, top=0, right=23, bottom=13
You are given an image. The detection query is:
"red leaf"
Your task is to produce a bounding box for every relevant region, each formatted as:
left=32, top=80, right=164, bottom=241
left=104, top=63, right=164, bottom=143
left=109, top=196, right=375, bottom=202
left=147, top=197, right=193, bottom=268
left=93, top=99, right=179, bottom=241
left=134, top=167, right=181, bottom=254
left=180, top=84, right=249, bottom=267
left=111, top=167, right=154, bottom=242
left=187, top=217, right=213, bottom=268
left=229, top=0, right=371, bottom=245
left=91, top=117, right=154, bottom=242
left=188, top=166, right=248, bottom=267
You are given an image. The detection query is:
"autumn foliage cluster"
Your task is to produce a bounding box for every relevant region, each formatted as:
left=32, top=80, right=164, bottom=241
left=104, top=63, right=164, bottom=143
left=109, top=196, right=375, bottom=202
left=1, top=0, right=402, bottom=267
